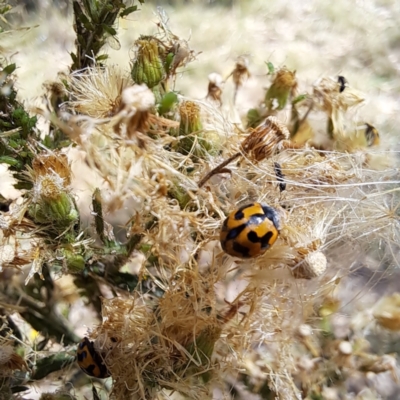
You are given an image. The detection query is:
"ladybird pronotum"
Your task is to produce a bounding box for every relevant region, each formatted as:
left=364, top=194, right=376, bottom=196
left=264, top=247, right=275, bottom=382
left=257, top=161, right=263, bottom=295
left=220, top=202, right=280, bottom=258
left=76, top=337, right=110, bottom=378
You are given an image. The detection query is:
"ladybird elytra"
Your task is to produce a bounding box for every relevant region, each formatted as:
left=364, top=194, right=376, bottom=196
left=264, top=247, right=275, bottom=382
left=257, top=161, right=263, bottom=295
left=77, top=337, right=110, bottom=378
left=220, top=203, right=280, bottom=258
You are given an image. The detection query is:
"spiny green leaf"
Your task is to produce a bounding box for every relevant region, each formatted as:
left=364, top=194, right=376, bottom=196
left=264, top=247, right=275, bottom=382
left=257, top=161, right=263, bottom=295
left=120, top=5, right=138, bottom=18
left=3, top=63, right=16, bottom=75
left=0, top=155, right=21, bottom=167
left=101, top=23, right=117, bottom=36
left=96, top=54, right=109, bottom=62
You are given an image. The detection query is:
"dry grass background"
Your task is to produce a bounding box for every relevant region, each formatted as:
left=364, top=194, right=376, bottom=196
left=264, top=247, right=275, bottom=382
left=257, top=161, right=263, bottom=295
left=5, top=0, right=400, bottom=133
left=3, top=0, right=400, bottom=202
left=2, top=0, right=400, bottom=399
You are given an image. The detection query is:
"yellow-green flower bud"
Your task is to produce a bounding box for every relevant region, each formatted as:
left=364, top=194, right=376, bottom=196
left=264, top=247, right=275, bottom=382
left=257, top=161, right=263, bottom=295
left=176, top=101, right=202, bottom=157
left=265, top=67, right=297, bottom=110
left=131, top=36, right=166, bottom=89
left=60, top=248, right=85, bottom=273
left=179, top=101, right=202, bottom=136
left=29, top=175, right=78, bottom=228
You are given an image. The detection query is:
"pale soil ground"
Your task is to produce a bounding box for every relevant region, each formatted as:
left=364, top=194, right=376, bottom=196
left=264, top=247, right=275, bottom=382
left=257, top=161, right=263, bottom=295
left=2, top=1, right=400, bottom=399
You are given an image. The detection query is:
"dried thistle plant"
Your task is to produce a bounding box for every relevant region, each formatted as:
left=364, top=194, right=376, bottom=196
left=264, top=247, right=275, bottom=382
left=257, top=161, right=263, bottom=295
left=206, top=72, right=224, bottom=107
left=198, top=116, right=292, bottom=187
left=227, top=56, right=250, bottom=104
left=1, top=4, right=400, bottom=400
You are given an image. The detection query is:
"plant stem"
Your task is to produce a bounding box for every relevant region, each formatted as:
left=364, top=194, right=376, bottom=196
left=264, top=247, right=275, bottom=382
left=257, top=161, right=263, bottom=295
left=198, top=152, right=241, bottom=188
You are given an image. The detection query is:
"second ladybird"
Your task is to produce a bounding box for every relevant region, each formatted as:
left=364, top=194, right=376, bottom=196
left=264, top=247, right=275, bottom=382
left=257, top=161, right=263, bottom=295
left=77, top=337, right=110, bottom=378
left=220, top=202, right=280, bottom=258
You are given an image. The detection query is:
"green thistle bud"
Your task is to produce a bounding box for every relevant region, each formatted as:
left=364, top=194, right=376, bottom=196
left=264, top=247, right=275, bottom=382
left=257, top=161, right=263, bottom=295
left=131, top=36, right=166, bottom=88
left=177, top=101, right=221, bottom=158
left=29, top=175, right=78, bottom=227
left=179, top=101, right=203, bottom=136
left=265, top=67, right=297, bottom=110
left=60, top=248, right=85, bottom=273
left=28, top=153, right=79, bottom=232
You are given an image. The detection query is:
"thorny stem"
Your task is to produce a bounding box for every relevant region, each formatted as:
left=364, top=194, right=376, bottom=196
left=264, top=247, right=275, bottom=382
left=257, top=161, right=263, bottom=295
left=198, top=152, right=241, bottom=188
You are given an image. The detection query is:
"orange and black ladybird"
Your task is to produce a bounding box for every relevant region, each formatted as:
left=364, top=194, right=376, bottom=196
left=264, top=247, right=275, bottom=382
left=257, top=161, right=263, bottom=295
left=220, top=202, right=280, bottom=258
left=77, top=337, right=110, bottom=378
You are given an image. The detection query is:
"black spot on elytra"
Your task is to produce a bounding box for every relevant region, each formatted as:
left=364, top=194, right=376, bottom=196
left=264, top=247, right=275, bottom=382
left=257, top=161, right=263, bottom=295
left=77, top=350, right=87, bottom=362
left=247, top=229, right=273, bottom=249
left=234, top=209, right=245, bottom=220
left=232, top=241, right=250, bottom=257
left=260, top=231, right=274, bottom=249
left=234, top=203, right=255, bottom=220
left=85, top=364, right=96, bottom=376
left=226, top=224, right=246, bottom=240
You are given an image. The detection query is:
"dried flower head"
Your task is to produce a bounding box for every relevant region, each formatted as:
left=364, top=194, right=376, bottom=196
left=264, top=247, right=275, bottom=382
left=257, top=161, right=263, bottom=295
left=67, top=66, right=131, bottom=118
left=291, top=251, right=327, bottom=279
left=229, top=55, right=250, bottom=104
left=206, top=72, right=224, bottom=106
left=241, top=116, right=290, bottom=162
left=313, top=76, right=365, bottom=139
left=32, top=152, right=71, bottom=186
left=112, top=85, right=155, bottom=140
left=373, top=293, right=400, bottom=331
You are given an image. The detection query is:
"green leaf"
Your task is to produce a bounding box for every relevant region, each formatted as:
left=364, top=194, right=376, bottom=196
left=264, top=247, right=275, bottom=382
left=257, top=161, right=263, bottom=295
left=96, top=54, right=109, bottom=62
left=3, top=63, right=16, bottom=75
left=265, top=61, right=275, bottom=75
left=158, top=91, right=178, bottom=115
left=101, top=23, right=117, bottom=37
left=165, top=52, right=175, bottom=75
left=0, top=156, right=21, bottom=167
left=292, top=94, right=307, bottom=105
left=120, top=5, right=138, bottom=18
